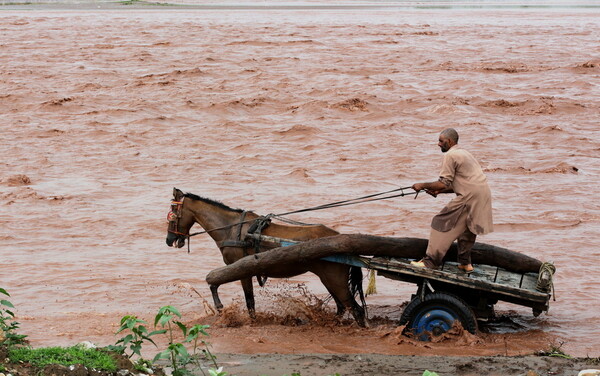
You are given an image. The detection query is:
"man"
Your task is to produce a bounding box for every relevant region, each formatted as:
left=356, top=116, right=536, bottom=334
left=411, top=128, right=493, bottom=273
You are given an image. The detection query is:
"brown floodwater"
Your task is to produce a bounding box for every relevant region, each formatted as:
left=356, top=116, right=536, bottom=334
left=0, top=6, right=599, bottom=358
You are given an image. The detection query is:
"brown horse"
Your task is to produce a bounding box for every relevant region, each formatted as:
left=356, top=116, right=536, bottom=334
left=165, top=188, right=366, bottom=326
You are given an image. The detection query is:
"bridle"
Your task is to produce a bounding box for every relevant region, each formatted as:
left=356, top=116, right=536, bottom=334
left=167, top=200, right=188, bottom=237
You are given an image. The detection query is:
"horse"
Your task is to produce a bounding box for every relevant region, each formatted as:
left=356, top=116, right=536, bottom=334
left=165, top=187, right=366, bottom=326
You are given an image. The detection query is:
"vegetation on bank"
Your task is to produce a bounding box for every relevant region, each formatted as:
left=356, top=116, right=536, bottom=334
left=1, top=287, right=224, bottom=376
left=7, top=345, right=118, bottom=371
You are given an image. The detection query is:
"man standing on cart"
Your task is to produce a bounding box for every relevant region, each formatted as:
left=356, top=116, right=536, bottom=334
left=411, top=128, right=493, bottom=273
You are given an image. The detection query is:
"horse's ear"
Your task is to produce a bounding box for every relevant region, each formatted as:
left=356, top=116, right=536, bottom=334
left=173, top=187, right=179, bottom=198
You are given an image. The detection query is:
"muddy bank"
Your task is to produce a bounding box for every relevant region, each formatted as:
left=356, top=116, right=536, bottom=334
left=212, top=353, right=597, bottom=376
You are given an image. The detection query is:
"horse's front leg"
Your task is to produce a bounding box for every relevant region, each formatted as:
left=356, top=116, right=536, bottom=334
left=209, top=284, right=224, bottom=311
left=240, top=277, right=256, bottom=319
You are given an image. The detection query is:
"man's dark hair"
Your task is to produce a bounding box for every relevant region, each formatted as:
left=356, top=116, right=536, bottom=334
left=441, top=128, right=459, bottom=144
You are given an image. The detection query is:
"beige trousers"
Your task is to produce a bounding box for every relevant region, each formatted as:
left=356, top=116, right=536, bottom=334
left=422, top=208, right=476, bottom=268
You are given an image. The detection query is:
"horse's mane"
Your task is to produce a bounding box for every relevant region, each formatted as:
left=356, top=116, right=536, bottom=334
left=183, top=192, right=244, bottom=213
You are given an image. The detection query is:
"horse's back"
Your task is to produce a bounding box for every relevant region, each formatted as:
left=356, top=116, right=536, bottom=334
left=264, top=223, right=338, bottom=241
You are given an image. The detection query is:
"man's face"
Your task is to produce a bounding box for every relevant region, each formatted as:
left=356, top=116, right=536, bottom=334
left=438, top=134, right=452, bottom=153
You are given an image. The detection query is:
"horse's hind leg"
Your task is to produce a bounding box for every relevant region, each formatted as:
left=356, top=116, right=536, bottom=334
left=349, top=301, right=366, bottom=327
left=333, top=297, right=346, bottom=317
left=241, top=277, right=256, bottom=319
left=324, top=288, right=346, bottom=316
left=209, top=284, right=224, bottom=311
left=314, top=264, right=366, bottom=327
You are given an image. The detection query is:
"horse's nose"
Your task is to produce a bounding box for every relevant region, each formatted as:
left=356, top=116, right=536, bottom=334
left=166, top=235, right=174, bottom=247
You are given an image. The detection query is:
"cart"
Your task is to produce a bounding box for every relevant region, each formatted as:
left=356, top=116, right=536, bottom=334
left=247, top=233, right=555, bottom=341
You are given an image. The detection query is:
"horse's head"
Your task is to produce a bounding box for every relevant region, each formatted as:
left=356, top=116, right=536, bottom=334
left=166, top=187, right=194, bottom=248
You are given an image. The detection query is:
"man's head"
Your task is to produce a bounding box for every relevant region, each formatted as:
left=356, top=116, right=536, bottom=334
left=438, top=128, right=459, bottom=153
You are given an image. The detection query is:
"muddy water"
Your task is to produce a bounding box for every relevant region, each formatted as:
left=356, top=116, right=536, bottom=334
left=1, top=8, right=599, bottom=358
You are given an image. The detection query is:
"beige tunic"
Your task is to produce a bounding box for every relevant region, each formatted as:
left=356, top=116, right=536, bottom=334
left=431, top=145, right=493, bottom=235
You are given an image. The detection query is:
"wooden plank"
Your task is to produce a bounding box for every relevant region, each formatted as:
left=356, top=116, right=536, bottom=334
left=366, top=257, right=549, bottom=303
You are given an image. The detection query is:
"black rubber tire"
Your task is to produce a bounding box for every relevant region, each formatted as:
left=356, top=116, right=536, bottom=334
left=399, top=291, right=478, bottom=340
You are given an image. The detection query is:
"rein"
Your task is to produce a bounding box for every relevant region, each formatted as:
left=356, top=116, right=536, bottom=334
left=170, top=186, right=417, bottom=241
left=275, top=186, right=418, bottom=216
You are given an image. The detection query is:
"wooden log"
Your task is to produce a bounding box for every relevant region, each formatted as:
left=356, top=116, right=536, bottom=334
left=206, top=234, right=543, bottom=286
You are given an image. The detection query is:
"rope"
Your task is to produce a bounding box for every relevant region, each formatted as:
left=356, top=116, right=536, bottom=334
left=187, top=186, right=417, bottom=237
left=536, top=262, right=556, bottom=302
left=365, top=269, right=377, bottom=296
left=267, top=214, right=319, bottom=226
left=275, top=186, right=416, bottom=217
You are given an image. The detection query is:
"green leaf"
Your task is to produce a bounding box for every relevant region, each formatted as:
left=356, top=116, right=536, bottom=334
left=121, top=334, right=134, bottom=345
left=135, top=325, right=149, bottom=335
left=158, top=305, right=181, bottom=318
left=126, top=319, right=137, bottom=330
left=168, top=343, right=189, bottom=357
left=148, top=329, right=167, bottom=337
left=0, top=300, right=14, bottom=308
left=130, top=343, right=142, bottom=357
left=153, top=313, right=163, bottom=327
left=167, top=306, right=182, bottom=318
left=0, top=288, right=9, bottom=296
left=153, top=349, right=171, bottom=362
left=157, top=314, right=172, bottom=327
left=142, top=336, right=158, bottom=348
left=175, top=321, right=188, bottom=336
left=209, top=367, right=227, bottom=376
left=105, top=345, right=126, bottom=355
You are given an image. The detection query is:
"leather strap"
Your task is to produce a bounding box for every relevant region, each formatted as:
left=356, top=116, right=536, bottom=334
left=219, top=240, right=251, bottom=249
left=218, top=211, right=251, bottom=250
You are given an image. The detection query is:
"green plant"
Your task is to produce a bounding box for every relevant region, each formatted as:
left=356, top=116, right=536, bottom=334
left=208, top=366, right=227, bottom=376
left=133, top=358, right=155, bottom=373
left=0, top=287, right=28, bottom=346
left=107, top=315, right=165, bottom=359
left=152, top=305, right=224, bottom=376
left=536, top=340, right=572, bottom=359
left=8, top=345, right=118, bottom=371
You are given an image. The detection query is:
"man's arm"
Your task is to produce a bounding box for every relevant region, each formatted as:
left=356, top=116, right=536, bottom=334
left=412, top=180, right=453, bottom=197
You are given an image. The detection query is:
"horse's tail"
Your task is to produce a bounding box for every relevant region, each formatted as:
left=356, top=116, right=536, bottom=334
left=349, top=266, right=367, bottom=314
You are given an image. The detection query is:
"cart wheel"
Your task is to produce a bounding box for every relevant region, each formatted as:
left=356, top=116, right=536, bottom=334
left=399, top=292, right=477, bottom=341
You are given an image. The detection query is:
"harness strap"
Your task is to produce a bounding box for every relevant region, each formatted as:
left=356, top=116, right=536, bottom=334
left=248, top=217, right=271, bottom=254
left=218, top=240, right=252, bottom=249
left=247, top=216, right=271, bottom=287
left=218, top=211, right=251, bottom=251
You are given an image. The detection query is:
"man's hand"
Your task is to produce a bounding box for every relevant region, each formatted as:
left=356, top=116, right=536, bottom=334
left=425, top=189, right=439, bottom=198
left=412, top=180, right=450, bottom=197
